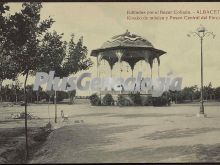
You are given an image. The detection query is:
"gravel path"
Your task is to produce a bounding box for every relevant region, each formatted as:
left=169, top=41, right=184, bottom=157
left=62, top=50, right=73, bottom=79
left=24, top=103, right=220, bottom=163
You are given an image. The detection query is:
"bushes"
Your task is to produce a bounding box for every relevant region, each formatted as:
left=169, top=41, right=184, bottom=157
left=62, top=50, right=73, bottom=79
left=89, top=92, right=170, bottom=107
left=117, top=93, right=153, bottom=106
left=89, top=93, right=101, bottom=106
left=152, top=92, right=172, bottom=106
left=129, top=92, right=142, bottom=105
left=152, top=96, right=168, bottom=106
left=89, top=93, right=114, bottom=106
left=117, top=95, right=133, bottom=106
left=102, top=93, right=114, bottom=106
left=141, top=96, right=152, bottom=106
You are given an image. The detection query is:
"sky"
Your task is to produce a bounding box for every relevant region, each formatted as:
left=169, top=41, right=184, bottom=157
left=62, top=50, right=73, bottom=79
left=5, top=2, right=220, bottom=95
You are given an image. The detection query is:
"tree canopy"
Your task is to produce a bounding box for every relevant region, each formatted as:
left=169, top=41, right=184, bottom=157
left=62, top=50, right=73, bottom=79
left=0, top=2, right=93, bottom=160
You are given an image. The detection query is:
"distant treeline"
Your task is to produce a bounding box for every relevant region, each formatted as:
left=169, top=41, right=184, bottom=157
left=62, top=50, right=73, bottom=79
left=168, top=83, right=219, bottom=103
left=0, top=83, right=76, bottom=104
left=0, top=82, right=219, bottom=104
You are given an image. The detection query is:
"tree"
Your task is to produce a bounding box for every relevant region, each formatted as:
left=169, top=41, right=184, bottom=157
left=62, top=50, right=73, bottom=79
left=0, top=3, right=18, bottom=98
left=26, top=84, right=34, bottom=103
left=180, top=85, right=198, bottom=101
left=214, top=87, right=220, bottom=100
left=36, top=86, right=43, bottom=103
left=37, top=31, right=67, bottom=123
left=204, top=82, right=214, bottom=100
left=63, top=35, right=93, bottom=104
left=5, top=2, right=54, bottom=160
left=1, top=2, right=93, bottom=160
left=10, top=78, right=22, bottom=103
left=68, top=89, right=76, bottom=104
left=38, top=31, right=67, bottom=76
left=38, top=33, right=93, bottom=121
left=63, top=35, right=92, bottom=104
left=63, top=34, right=93, bottom=75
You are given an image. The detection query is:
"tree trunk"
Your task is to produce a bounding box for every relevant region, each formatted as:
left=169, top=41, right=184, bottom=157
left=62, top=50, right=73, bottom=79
left=24, top=70, right=29, bottom=161
left=15, top=94, right=18, bottom=104
left=71, top=96, right=74, bottom=104
left=70, top=96, right=74, bottom=104
left=175, top=93, right=177, bottom=104
left=68, top=92, right=71, bottom=104
left=36, top=92, right=39, bottom=104
left=0, top=80, right=2, bottom=102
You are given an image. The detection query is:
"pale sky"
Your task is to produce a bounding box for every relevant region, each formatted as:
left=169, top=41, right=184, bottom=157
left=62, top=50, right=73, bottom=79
left=5, top=2, right=220, bottom=95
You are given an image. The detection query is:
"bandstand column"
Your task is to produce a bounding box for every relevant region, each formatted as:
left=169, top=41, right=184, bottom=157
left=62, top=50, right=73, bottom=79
left=97, top=53, right=103, bottom=77
left=157, top=57, right=160, bottom=77
left=110, top=65, right=113, bottom=77
left=131, top=69, right=134, bottom=78
left=158, top=65, right=160, bottom=77
left=150, top=68, right=152, bottom=79
left=97, top=53, right=103, bottom=103
left=116, top=50, right=123, bottom=94
left=150, top=60, right=153, bottom=79
left=96, top=56, right=98, bottom=77
left=116, top=50, right=123, bottom=77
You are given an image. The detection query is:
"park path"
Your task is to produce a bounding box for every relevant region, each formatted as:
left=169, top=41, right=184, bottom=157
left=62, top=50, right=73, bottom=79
left=29, top=104, right=220, bottom=163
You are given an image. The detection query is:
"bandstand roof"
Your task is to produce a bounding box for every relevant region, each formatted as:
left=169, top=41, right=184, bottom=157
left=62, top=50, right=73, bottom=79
left=90, top=30, right=166, bottom=69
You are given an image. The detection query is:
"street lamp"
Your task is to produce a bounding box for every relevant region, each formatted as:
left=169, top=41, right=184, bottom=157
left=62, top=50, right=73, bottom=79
left=187, top=25, right=215, bottom=117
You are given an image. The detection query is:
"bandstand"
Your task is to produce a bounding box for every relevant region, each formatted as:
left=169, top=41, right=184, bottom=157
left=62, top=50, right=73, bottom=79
left=90, top=30, right=166, bottom=95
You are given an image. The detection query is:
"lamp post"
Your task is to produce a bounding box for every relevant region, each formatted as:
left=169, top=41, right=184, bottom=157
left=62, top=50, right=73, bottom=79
left=187, top=25, right=215, bottom=117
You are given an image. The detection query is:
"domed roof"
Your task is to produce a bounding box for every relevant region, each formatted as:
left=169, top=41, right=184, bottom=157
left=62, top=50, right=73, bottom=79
left=90, top=30, right=166, bottom=69
left=91, top=30, right=165, bottom=57
left=100, top=30, right=154, bottom=49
